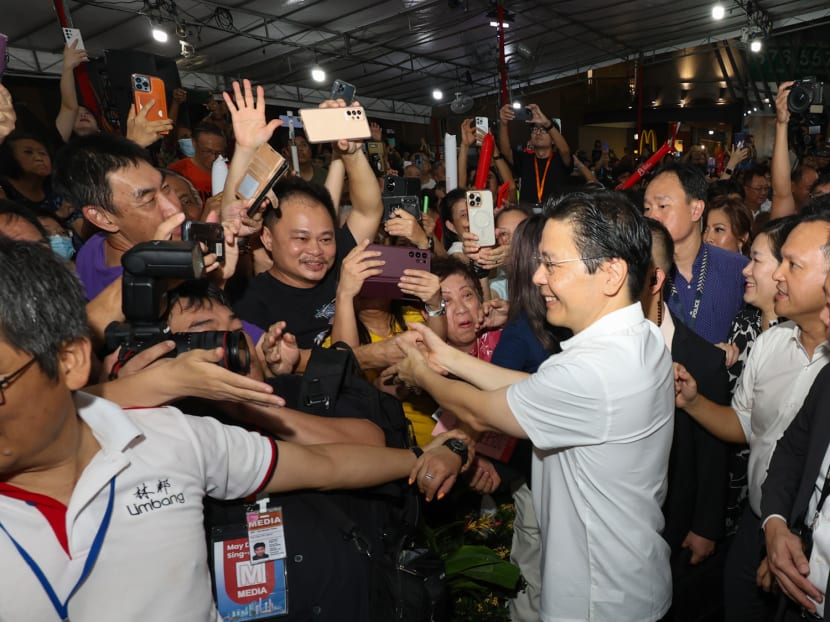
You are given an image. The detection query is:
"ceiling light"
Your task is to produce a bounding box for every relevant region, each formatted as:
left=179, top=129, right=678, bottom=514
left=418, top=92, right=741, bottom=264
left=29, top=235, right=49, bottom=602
left=712, top=4, right=725, bottom=20
left=432, top=89, right=443, bottom=100
left=750, top=38, right=763, bottom=53
left=634, top=133, right=639, bottom=140
left=708, top=130, right=714, bottom=135
left=753, top=107, right=758, bottom=112
left=152, top=27, right=168, bottom=43
left=311, top=66, right=326, bottom=82
left=512, top=101, right=521, bottom=109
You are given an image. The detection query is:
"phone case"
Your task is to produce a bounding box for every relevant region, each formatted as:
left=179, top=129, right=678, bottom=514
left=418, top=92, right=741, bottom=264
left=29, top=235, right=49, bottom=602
left=299, top=106, right=371, bottom=144
left=360, top=244, right=431, bottom=300
left=63, top=27, right=85, bottom=50
left=132, top=74, right=170, bottom=129
left=513, top=107, right=533, bottom=122
left=330, top=79, right=356, bottom=105
left=466, top=190, right=496, bottom=247
left=235, top=143, right=289, bottom=216
left=182, top=221, right=225, bottom=260
left=475, top=117, right=489, bottom=144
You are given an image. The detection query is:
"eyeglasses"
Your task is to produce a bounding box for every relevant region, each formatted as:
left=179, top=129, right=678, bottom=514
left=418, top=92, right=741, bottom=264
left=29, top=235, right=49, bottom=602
left=0, top=358, right=37, bottom=406
left=530, top=126, right=547, bottom=134
left=533, top=255, right=606, bottom=275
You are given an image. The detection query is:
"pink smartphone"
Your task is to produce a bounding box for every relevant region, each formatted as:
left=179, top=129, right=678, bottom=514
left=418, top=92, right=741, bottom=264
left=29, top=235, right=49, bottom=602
left=299, top=106, right=371, bottom=143
left=360, top=244, right=431, bottom=300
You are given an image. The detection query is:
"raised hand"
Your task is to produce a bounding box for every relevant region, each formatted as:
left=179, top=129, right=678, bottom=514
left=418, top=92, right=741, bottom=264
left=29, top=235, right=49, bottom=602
left=223, top=79, right=282, bottom=151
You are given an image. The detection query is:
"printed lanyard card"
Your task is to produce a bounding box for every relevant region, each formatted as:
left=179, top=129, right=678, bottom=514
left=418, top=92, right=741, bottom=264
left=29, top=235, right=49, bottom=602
left=246, top=507, right=287, bottom=563
left=211, top=523, right=288, bottom=619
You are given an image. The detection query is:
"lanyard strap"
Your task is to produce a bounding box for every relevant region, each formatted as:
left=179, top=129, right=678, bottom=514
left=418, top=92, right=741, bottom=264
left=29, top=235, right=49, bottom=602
left=534, top=155, right=552, bottom=204
left=669, top=245, right=710, bottom=331
left=0, top=478, right=115, bottom=621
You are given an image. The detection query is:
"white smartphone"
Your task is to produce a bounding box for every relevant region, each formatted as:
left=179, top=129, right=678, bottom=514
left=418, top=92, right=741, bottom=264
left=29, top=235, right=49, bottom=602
left=298, top=106, right=371, bottom=143
left=475, top=116, right=489, bottom=145
left=466, top=190, right=496, bottom=247
left=63, top=27, right=85, bottom=50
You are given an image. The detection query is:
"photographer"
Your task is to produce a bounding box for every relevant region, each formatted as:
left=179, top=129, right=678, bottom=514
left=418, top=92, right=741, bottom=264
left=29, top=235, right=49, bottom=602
left=0, top=236, right=470, bottom=620
left=771, top=81, right=821, bottom=220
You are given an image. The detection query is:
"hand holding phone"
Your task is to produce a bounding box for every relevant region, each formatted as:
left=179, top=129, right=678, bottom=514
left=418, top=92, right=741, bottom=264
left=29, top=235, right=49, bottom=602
left=132, top=74, right=170, bottom=129
left=62, top=27, right=85, bottom=51
left=299, top=106, right=371, bottom=143
left=182, top=221, right=225, bottom=262
left=466, top=190, right=496, bottom=247
left=513, top=107, right=533, bottom=122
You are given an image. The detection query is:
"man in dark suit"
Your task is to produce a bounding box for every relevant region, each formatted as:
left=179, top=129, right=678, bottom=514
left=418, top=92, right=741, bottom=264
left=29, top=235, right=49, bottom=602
left=645, top=220, right=731, bottom=619
left=762, top=257, right=830, bottom=619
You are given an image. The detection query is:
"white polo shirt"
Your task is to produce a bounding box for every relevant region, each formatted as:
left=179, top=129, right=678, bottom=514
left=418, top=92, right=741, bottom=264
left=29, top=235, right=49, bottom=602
left=0, top=392, right=276, bottom=621
left=507, top=303, right=674, bottom=622
left=732, top=321, right=830, bottom=516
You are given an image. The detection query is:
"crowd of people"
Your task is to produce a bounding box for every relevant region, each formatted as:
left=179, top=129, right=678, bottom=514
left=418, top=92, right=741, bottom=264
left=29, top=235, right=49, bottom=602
left=2, top=41, right=830, bottom=622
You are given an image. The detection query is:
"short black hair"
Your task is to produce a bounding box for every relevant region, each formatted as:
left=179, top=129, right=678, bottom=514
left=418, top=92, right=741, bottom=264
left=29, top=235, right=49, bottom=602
left=165, top=280, right=231, bottom=324
left=646, top=218, right=675, bottom=276
left=543, top=190, right=652, bottom=301
left=761, top=215, right=801, bottom=263
left=263, top=176, right=337, bottom=229
left=652, top=161, right=707, bottom=202
left=192, top=124, right=226, bottom=143
left=0, top=237, right=89, bottom=380
left=52, top=133, right=152, bottom=216
left=0, top=200, right=49, bottom=242
left=431, top=256, right=484, bottom=302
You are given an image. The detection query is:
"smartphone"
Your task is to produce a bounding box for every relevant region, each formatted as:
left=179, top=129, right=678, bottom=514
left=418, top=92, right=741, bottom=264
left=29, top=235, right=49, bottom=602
left=62, top=27, right=85, bottom=50
left=382, top=196, right=421, bottom=223
left=0, top=34, right=7, bottom=82
left=235, top=143, right=289, bottom=217
left=367, top=141, right=386, bottom=175
left=733, top=131, right=748, bottom=149
left=299, top=106, right=371, bottom=143
left=182, top=221, right=225, bottom=262
left=330, top=79, right=356, bottom=105
left=382, top=174, right=420, bottom=197
left=360, top=244, right=431, bottom=300
left=466, top=190, right=496, bottom=247
left=132, top=73, right=170, bottom=131
left=513, top=107, right=533, bottom=122
left=475, top=116, right=489, bottom=145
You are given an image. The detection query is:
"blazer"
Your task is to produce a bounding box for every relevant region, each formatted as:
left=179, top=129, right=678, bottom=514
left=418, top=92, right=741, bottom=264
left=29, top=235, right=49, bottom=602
left=662, top=314, right=732, bottom=551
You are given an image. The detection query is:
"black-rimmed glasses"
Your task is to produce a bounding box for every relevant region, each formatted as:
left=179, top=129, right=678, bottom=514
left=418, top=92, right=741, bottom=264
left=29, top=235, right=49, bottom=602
left=0, top=358, right=37, bottom=406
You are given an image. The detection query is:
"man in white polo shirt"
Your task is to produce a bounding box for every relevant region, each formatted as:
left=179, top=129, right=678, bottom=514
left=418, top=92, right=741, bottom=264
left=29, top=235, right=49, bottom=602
left=0, top=237, right=466, bottom=621
left=392, top=191, right=675, bottom=621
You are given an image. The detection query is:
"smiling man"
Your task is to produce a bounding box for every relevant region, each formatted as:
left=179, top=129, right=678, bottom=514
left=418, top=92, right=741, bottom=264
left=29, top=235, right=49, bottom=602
left=393, top=191, right=675, bottom=620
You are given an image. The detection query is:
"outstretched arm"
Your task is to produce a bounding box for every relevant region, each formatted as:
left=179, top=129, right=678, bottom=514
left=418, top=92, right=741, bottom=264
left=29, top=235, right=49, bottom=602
left=56, top=42, right=88, bottom=142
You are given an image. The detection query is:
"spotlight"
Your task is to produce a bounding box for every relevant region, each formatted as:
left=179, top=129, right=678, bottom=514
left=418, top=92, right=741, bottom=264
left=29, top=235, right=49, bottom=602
left=489, top=21, right=509, bottom=28
left=311, top=66, right=326, bottom=82
left=432, top=89, right=443, bottom=101
left=512, top=101, right=521, bottom=109
left=634, top=132, right=639, bottom=140
left=750, top=38, right=762, bottom=53
left=712, top=4, right=725, bottom=20
left=152, top=27, right=168, bottom=43
left=708, top=130, right=714, bottom=135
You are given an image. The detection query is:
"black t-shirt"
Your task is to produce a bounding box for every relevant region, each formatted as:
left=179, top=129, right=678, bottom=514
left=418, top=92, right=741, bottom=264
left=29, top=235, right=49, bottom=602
left=234, top=227, right=357, bottom=348
left=513, top=149, right=570, bottom=205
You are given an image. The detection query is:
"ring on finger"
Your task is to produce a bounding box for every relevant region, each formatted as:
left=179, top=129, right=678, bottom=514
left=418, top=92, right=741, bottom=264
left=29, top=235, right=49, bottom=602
left=424, top=473, right=435, bottom=480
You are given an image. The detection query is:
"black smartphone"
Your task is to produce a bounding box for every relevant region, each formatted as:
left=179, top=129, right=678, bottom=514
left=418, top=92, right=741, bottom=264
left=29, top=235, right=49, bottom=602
left=182, top=221, right=225, bottom=262
left=383, top=174, right=420, bottom=197
left=513, top=107, right=533, bottom=122
left=382, top=196, right=421, bottom=223
left=330, top=79, right=356, bottom=105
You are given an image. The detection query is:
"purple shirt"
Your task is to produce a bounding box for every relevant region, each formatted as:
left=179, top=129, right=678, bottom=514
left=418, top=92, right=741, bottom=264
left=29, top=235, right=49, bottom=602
left=74, top=232, right=264, bottom=344
left=667, top=243, right=748, bottom=344
left=75, top=232, right=123, bottom=301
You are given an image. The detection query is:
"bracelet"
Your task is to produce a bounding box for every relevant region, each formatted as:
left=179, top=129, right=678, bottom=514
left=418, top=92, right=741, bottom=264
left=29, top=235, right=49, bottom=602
left=411, top=447, right=424, bottom=458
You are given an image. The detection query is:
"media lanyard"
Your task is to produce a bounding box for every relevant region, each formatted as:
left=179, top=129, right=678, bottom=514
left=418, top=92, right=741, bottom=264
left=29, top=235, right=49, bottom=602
left=669, top=245, right=710, bottom=331
left=0, top=478, right=116, bottom=621
left=534, top=156, right=552, bottom=205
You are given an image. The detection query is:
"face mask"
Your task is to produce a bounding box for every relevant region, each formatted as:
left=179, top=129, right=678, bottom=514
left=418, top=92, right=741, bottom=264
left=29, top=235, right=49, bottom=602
left=49, top=235, right=75, bottom=260
left=178, top=138, right=195, bottom=157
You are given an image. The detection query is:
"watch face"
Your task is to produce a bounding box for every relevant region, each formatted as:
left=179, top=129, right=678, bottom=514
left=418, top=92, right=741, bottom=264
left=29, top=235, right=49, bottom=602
left=446, top=439, right=465, bottom=452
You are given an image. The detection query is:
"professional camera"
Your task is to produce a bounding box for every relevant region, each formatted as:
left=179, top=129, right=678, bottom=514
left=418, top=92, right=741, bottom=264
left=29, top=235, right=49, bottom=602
left=104, top=240, right=250, bottom=376
left=788, top=78, right=824, bottom=114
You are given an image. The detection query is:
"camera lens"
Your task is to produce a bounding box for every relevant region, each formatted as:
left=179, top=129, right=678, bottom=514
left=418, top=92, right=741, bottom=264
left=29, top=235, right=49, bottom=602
left=788, top=83, right=813, bottom=114
left=172, top=330, right=251, bottom=375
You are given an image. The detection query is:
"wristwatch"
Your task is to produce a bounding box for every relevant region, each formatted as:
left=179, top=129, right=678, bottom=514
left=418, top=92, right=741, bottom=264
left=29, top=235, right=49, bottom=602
left=724, top=166, right=734, bottom=176
left=411, top=447, right=424, bottom=458
left=544, top=120, right=555, bottom=131
left=424, top=297, right=446, bottom=317
left=443, top=438, right=469, bottom=465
